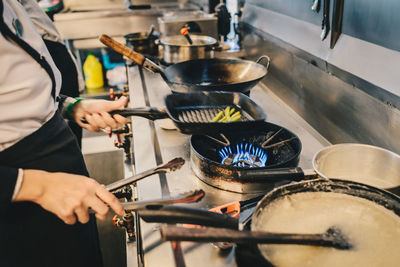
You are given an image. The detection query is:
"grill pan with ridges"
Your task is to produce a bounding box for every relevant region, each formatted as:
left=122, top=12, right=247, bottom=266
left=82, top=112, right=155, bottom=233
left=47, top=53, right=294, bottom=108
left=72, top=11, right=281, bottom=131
left=110, top=92, right=266, bottom=134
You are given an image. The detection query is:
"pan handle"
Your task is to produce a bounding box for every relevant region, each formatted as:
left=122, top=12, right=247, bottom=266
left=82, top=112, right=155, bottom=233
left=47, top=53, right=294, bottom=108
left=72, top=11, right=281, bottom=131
left=110, top=107, right=169, bottom=120
left=256, top=55, right=271, bottom=71
left=138, top=205, right=239, bottom=229
left=100, top=34, right=163, bottom=73
left=237, top=167, right=306, bottom=182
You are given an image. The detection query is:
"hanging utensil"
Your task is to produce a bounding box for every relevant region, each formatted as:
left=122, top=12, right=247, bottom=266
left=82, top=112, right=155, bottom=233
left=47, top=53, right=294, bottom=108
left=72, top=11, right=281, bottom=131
left=330, top=0, right=344, bottom=48
left=321, top=0, right=330, bottom=40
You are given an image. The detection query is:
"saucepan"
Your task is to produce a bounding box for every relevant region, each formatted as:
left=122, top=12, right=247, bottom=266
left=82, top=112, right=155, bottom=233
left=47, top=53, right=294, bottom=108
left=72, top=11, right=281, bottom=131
left=154, top=179, right=400, bottom=266
left=260, top=143, right=400, bottom=194
left=157, top=35, right=219, bottom=64
left=100, top=34, right=270, bottom=95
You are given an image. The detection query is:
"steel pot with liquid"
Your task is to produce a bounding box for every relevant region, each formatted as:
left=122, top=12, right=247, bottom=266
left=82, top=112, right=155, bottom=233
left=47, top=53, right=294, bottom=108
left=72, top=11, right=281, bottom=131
left=157, top=35, right=218, bottom=64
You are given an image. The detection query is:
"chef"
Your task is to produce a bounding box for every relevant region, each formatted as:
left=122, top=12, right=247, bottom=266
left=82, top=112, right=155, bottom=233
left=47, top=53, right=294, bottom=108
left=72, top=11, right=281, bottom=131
left=0, top=0, right=128, bottom=266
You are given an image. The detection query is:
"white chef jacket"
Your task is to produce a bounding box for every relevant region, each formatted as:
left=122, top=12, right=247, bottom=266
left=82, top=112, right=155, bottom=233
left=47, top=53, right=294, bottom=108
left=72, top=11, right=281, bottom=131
left=0, top=0, right=62, bottom=152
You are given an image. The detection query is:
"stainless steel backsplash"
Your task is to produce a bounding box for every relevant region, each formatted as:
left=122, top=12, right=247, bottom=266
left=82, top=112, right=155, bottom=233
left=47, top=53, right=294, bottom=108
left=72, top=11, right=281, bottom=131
left=238, top=5, right=400, bottom=154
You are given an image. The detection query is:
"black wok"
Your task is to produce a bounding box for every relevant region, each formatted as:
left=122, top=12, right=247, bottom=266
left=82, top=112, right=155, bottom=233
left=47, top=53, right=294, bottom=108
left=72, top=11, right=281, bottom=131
left=100, top=34, right=270, bottom=95
left=190, top=122, right=302, bottom=193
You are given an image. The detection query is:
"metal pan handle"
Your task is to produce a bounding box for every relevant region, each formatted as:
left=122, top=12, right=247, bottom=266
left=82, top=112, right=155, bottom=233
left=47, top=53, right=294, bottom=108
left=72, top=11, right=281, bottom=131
left=237, top=167, right=306, bottom=182
left=138, top=205, right=239, bottom=229
left=110, top=107, right=169, bottom=120
left=256, top=55, right=271, bottom=71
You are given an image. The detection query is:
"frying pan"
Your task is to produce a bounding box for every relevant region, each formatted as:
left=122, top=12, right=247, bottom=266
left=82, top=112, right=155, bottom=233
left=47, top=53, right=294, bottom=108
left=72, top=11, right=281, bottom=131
left=100, top=34, right=270, bottom=95
left=139, top=179, right=400, bottom=263
left=111, top=91, right=266, bottom=135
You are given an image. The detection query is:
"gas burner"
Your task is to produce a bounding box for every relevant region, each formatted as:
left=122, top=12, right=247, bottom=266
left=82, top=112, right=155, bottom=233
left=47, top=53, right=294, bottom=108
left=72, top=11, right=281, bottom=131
left=219, top=143, right=268, bottom=168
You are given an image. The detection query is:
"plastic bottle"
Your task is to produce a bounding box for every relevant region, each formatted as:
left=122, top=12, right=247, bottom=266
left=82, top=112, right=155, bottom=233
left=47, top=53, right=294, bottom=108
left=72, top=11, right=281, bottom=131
left=83, top=53, right=104, bottom=89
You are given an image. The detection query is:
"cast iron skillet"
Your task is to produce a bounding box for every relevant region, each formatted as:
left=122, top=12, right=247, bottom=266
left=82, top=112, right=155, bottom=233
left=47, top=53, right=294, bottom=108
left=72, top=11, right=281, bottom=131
left=100, top=34, right=270, bottom=95
left=110, top=91, right=266, bottom=135
left=190, top=121, right=302, bottom=193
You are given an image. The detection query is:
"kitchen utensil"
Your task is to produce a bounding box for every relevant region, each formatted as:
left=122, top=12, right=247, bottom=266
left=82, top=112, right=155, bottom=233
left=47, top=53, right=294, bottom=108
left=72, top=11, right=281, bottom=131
left=157, top=35, right=218, bottom=64
left=330, top=0, right=344, bottom=48
left=146, top=24, right=155, bottom=39
left=110, top=91, right=266, bottom=135
left=122, top=190, right=205, bottom=211
left=190, top=122, right=302, bottom=193
left=100, top=34, right=270, bottom=95
left=160, top=225, right=352, bottom=250
left=106, top=157, right=185, bottom=192
left=321, top=0, right=330, bottom=40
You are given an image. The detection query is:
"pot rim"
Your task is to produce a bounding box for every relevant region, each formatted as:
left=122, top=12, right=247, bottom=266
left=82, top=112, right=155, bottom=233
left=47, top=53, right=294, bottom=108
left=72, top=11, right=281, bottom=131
left=159, top=35, right=218, bottom=47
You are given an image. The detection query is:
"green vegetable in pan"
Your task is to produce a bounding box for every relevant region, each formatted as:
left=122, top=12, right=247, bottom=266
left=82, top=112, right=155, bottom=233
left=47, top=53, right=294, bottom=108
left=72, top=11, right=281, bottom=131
left=211, top=107, right=242, bottom=122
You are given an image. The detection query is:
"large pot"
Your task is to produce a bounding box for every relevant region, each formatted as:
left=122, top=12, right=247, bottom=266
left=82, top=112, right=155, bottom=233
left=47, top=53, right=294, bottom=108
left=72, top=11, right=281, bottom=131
left=158, top=35, right=218, bottom=64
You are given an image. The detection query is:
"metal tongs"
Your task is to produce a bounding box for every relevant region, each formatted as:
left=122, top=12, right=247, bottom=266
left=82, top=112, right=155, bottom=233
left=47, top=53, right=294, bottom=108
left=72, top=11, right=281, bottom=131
left=122, top=190, right=205, bottom=212
left=106, top=157, right=185, bottom=193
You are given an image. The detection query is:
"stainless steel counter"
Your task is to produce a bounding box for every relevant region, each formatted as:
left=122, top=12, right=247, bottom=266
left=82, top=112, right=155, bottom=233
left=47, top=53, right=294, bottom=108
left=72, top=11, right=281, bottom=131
left=126, top=65, right=330, bottom=267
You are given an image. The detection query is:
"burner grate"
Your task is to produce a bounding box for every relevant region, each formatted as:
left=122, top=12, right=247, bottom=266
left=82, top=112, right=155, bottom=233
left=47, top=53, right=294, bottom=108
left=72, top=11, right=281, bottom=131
left=219, top=142, right=268, bottom=168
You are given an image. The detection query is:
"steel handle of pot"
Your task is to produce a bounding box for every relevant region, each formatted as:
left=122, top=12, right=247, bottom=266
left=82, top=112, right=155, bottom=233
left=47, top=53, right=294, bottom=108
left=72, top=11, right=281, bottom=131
left=138, top=205, right=239, bottom=229
left=109, top=107, right=169, bottom=120
left=237, top=167, right=305, bottom=182
left=256, top=55, right=271, bottom=71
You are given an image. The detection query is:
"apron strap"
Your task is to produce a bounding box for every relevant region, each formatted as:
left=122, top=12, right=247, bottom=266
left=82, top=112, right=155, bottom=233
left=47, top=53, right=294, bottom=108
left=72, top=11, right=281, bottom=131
left=0, top=0, right=57, bottom=100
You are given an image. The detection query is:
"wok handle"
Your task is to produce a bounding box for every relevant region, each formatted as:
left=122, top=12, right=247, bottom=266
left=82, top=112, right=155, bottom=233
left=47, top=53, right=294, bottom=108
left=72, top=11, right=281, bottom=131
left=138, top=205, right=239, bottom=230
left=160, top=226, right=351, bottom=249
left=110, top=107, right=169, bottom=120
left=237, top=167, right=306, bottom=182
left=100, top=34, right=163, bottom=73
left=100, top=34, right=145, bottom=65
left=256, top=55, right=271, bottom=71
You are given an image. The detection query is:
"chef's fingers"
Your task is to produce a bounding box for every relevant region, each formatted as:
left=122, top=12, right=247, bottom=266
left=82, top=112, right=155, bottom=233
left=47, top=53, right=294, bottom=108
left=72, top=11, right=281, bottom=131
left=95, top=186, right=124, bottom=216
left=83, top=114, right=100, bottom=132
left=74, top=204, right=90, bottom=224
left=113, top=114, right=129, bottom=124
left=91, top=113, right=108, bottom=129
left=61, top=212, right=77, bottom=225
left=105, top=96, right=128, bottom=112
left=100, top=111, right=118, bottom=129
left=87, top=197, right=110, bottom=221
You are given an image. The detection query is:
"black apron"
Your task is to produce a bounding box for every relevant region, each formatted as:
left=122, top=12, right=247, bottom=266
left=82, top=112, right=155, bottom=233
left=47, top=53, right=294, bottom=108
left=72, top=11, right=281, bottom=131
left=0, top=111, right=103, bottom=267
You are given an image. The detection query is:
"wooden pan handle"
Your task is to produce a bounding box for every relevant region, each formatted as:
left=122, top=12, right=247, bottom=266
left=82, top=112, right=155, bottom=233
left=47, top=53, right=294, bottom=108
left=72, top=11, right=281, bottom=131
left=100, top=34, right=145, bottom=65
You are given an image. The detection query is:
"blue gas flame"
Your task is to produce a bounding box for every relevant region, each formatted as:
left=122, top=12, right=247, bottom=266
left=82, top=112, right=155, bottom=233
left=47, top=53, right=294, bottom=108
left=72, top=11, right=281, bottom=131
left=219, top=142, right=268, bottom=168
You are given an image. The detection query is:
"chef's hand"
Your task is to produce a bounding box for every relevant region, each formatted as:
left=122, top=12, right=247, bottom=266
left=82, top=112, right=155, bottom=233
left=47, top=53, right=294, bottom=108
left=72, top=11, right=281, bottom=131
left=73, top=96, right=129, bottom=132
left=14, top=169, right=125, bottom=225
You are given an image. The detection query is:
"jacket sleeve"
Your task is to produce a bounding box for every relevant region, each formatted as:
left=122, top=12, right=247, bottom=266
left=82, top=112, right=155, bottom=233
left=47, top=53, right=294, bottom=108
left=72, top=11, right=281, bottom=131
left=0, top=165, right=18, bottom=207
